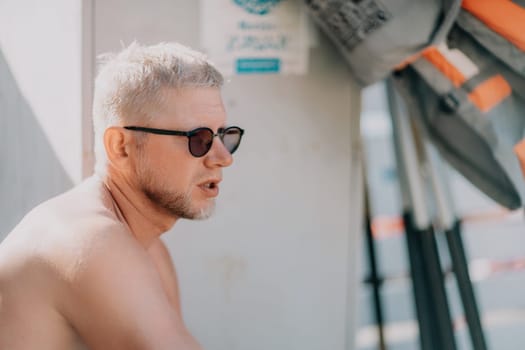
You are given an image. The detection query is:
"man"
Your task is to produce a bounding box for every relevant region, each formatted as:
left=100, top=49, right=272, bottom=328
left=0, top=42, right=244, bottom=349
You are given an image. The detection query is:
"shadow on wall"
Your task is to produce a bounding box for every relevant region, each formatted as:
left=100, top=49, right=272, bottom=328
left=0, top=47, right=73, bottom=238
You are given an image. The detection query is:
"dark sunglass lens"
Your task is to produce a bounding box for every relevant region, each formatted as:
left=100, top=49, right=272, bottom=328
left=221, top=128, right=242, bottom=154
left=189, top=129, right=214, bottom=157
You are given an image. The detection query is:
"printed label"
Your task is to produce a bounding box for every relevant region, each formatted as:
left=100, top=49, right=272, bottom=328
left=201, top=0, right=309, bottom=75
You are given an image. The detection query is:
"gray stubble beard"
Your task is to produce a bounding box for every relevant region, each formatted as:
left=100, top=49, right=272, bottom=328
left=136, top=160, right=215, bottom=221
left=142, top=183, right=215, bottom=221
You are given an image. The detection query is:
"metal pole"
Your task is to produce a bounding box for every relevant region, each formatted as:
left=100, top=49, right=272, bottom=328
left=445, top=221, right=488, bottom=350
left=364, top=189, right=387, bottom=350
left=425, top=142, right=488, bottom=350
left=387, top=78, right=457, bottom=350
left=401, top=211, right=439, bottom=350
left=418, top=224, right=458, bottom=350
left=386, top=78, right=439, bottom=350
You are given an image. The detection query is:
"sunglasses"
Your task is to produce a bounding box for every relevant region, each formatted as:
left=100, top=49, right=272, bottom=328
left=124, top=125, right=244, bottom=158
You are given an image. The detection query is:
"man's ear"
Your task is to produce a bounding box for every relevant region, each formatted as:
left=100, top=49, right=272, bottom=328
left=103, top=127, right=132, bottom=169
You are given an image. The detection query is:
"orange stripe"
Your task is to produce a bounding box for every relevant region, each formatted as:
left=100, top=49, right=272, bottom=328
left=467, top=75, right=511, bottom=112
left=371, top=216, right=404, bottom=239
left=462, top=0, right=525, bottom=51
left=514, top=138, right=525, bottom=177
left=394, top=46, right=436, bottom=71
left=371, top=208, right=516, bottom=239
left=423, top=48, right=466, bottom=87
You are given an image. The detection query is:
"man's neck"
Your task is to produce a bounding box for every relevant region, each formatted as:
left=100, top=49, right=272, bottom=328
left=99, top=172, right=177, bottom=249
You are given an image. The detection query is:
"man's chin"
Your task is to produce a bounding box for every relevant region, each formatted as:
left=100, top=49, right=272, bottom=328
left=177, top=200, right=215, bottom=221
left=192, top=202, right=216, bottom=220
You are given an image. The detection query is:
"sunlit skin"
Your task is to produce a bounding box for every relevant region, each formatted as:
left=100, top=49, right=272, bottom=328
left=0, top=87, right=233, bottom=349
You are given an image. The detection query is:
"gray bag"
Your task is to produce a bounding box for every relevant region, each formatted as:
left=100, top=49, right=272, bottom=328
left=392, top=24, right=525, bottom=209
left=307, top=0, right=525, bottom=208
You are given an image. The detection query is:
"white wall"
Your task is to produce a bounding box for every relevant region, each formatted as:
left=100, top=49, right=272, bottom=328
left=0, top=0, right=82, bottom=234
left=93, top=1, right=363, bottom=349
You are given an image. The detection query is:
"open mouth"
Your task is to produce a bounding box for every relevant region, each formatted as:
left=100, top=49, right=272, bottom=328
left=199, top=180, right=220, bottom=197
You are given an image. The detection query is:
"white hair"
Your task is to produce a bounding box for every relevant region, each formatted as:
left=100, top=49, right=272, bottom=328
left=92, top=41, right=224, bottom=175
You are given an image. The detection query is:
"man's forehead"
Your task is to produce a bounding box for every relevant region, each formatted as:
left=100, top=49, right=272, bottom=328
left=156, top=87, right=227, bottom=127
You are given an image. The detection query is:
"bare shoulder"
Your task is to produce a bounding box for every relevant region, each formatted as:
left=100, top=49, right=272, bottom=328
left=0, top=175, right=203, bottom=349
left=0, top=185, right=140, bottom=302
left=1, top=178, right=200, bottom=349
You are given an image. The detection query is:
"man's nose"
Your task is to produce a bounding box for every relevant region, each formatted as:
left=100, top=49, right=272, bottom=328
left=204, top=137, right=233, bottom=168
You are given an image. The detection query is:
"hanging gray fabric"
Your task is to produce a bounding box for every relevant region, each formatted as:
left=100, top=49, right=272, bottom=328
left=392, top=24, right=525, bottom=209
left=304, top=0, right=462, bottom=86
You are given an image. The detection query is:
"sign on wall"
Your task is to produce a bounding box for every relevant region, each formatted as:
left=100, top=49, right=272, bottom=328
left=200, top=0, right=310, bottom=75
